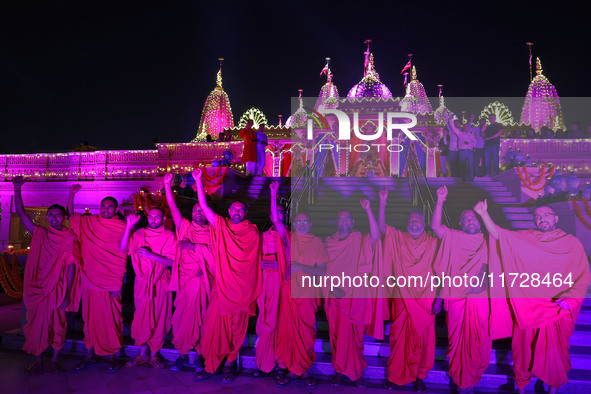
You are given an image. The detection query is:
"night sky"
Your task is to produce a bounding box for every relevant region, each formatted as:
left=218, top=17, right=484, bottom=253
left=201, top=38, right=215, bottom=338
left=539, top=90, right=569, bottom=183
left=2, top=1, right=590, bottom=154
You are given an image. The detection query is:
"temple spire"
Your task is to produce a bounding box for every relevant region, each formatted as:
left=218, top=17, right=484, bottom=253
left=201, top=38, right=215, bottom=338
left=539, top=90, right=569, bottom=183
left=411, top=66, right=418, bottom=82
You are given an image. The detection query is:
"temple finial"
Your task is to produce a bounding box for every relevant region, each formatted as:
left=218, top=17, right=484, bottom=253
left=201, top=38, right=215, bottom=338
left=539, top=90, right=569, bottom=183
left=536, top=57, right=542, bottom=76
left=411, top=66, right=417, bottom=82
left=298, top=89, right=303, bottom=108
left=216, top=58, right=224, bottom=88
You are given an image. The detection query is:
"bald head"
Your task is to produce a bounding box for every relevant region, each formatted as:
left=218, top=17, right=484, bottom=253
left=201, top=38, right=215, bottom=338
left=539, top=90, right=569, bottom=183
left=293, top=212, right=312, bottom=235
left=459, top=209, right=481, bottom=234
left=147, top=207, right=165, bottom=229
left=336, top=210, right=354, bottom=237
left=229, top=200, right=248, bottom=224
left=406, top=210, right=425, bottom=239
left=533, top=205, right=558, bottom=232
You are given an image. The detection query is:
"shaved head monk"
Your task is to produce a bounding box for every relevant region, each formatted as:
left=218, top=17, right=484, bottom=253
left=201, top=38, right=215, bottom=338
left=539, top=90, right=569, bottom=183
left=275, top=211, right=329, bottom=388
left=68, top=184, right=127, bottom=372
left=193, top=168, right=262, bottom=384
left=119, top=208, right=176, bottom=368
left=252, top=181, right=289, bottom=378
left=431, top=186, right=492, bottom=393
left=163, top=173, right=215, bottom=373
left=474, top=201, right=591, bottom=394
left=12, top=177, right=78, bottom=374
left=323, top=202, right=382, bottom=388
left=378, top=189, right=437, bottom=392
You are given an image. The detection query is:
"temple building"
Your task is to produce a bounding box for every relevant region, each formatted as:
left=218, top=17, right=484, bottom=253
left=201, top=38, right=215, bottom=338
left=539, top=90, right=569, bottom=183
left=519, top=57, right=565, bottom=131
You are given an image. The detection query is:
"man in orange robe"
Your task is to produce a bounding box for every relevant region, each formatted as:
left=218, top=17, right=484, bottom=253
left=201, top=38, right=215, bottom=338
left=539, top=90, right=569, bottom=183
left=475, top=201, right=591, bottom=394
left=240, top=119, right=257, bottom=176
left=193, top=168, right=262, bottom=383
left=276, top=211, right=329, bottom=388
left=12, top=177, right=78, bottom=374
left=431, top=186, right=492, bottom=393
left=323, top=203, right=382, bottom=388
left=119, top=208, right=176, bottom=368
left=68, top=185, right=128, bottom=372
left=253, top=181, right=289, bottom=377
left=378, top=189, right=437, bottom=392
left=163, top=173, right=215, bottom=373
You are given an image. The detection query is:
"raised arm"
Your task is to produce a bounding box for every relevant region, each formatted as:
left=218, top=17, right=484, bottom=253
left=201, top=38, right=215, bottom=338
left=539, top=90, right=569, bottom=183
left=444, top=110, right=461, bottom=136
left=473, top=199, right=500, bottom=239
left=119, top=213, right=141, bottom=252
left=361, top=198, right=380, bottom=245
left=431, top=186, right=448, bottom=239
left=163, top=173, right=183, bottom=229
left=67, top=184, right=81, bottom=217
left=378, top=188, right=388, bottom=236
left=269, top=181, right=288, bottom=245
left=192, top=168, right=216, bottom=226
left=12, top=177, right=34, bottom=233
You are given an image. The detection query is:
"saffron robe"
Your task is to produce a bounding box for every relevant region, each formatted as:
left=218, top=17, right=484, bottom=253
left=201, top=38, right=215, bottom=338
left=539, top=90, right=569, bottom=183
left=70, top=213, right=127, bottom=356
left=324, top=231, right=383, bottom=382
left=384, top=227, right=437, bottom=385
left=169, top=219, right=215, bottom=354
left=22, top=225, right=79, bottom=356
left=276, top=232, right=329, bottom=376
left=496, top=228, right=591, bottom=389
left=201, top=215, right=262, bottom=373
left=433, top=227, right=491, bottom=389
left=128, top=226, right=176, bottom=352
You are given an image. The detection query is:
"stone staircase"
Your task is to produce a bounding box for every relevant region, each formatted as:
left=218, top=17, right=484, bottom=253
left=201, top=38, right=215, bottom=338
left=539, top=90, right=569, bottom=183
left=2, top=175, right=590, bottom=393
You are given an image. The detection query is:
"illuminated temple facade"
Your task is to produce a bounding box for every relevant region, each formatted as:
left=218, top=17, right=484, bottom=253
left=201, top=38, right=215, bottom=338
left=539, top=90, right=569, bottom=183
left=0, top=48, right=590, bottom=250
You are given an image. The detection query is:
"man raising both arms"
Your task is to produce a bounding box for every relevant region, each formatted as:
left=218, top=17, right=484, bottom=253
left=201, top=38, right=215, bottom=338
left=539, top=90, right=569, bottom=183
left=192, top=168, right=262, bottom=383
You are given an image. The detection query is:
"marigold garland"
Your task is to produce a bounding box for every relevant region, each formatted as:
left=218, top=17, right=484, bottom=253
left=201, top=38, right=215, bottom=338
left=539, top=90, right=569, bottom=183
left=203, top=167, right=229, bottom=189
left=570, top=199, right=591, bottom=231
left=517, top=165, right=555, bottom=192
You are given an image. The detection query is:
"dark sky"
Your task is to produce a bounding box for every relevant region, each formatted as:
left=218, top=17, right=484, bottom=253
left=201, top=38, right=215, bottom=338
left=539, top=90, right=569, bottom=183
left=2, top=0, right=589, bottom=153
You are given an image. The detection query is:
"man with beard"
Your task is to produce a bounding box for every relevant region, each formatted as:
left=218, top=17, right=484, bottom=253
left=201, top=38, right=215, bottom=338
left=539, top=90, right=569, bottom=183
left=119, top=208, right=176, bottom=368
left=431, top=186, right=492, bottom=393
left=12, top=177, right=78, bottom=374
left=275, top=211, right=329, bottom=388
left=378, top=189, right=437, bottom=392
left=253, top=181, right=289, bottom=377
left=474, top=201, right=591, bottom=394
left=68, top=185, right=127, bottom=372
left=163, top=173, right=215, bottom=373
left=323, top=204, right=382, bottom=388
left=192, top=168, right=262, bottom=383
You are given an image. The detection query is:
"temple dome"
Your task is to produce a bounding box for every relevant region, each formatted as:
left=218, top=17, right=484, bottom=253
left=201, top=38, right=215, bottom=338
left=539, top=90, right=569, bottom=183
left=519, top=58, right=565, bottom=132
left=286, top=90, right=307, bottom=129
left=315, top=69, right=339, bottom=111
left=400, top=66, right=433, bottom=114
left=193, top=65, right=234, bottom=141
left=347, top=53, right=393, bottom=99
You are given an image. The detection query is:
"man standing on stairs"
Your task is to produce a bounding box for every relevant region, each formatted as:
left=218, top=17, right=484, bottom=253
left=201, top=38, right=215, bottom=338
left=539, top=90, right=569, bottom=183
left=68, top=185, right=128, bottom=372
left=275, top=211, right=329, bottom=389
left=163, top=173, right=215, bottom=374
left=483, top=114, right=503, bottom=177
left=252, top=181, right=289, bottom=378
left=378, top=188, right=438, bottom=392
left=12, top=177, right=79, bottom=374
left=192, top=168, right=262, bottom=384
left=323, top=204, right=383, bottom=388
left=473, top=201, right=591, bottom=394
left=240, top=119, right=257, bottom=176
left=431, top=186, right=492, bottom=393
left=119, top=208, right=175, bottom=369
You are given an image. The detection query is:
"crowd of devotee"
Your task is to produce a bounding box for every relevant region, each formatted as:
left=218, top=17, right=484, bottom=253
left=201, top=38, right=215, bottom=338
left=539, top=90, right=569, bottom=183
left=11, top=172, right=591, bottom=393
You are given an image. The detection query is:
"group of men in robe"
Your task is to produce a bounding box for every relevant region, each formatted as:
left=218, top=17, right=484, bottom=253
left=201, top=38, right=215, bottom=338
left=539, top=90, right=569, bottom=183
left=12, top=173, right=591, bottom=393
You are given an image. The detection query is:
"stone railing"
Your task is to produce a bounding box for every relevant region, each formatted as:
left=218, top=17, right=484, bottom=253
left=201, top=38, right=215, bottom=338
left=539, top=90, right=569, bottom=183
left=500, top=139, right=591, bottom=173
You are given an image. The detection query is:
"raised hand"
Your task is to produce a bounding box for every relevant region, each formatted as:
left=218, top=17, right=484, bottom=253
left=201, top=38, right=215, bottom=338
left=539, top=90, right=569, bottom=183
left=12, top=176, right=26, bottom=188
left=192, top=168, right=203, bottom=181
left=360, top=198, right=371, bottom=211
left=70, top=184, right=82, bottom=194
left=269, top=181, right=280, bottom=195
left=378, top=188, right=388, bottom=204
left=126, top=213, right=141, bottom=227
left=436, top=186, right=448, bottom=202
left=473, top=199, right=488, bottom=216
left=136, top=247, right=153, bottom=259
left=163, top=173, right=173, bottom=187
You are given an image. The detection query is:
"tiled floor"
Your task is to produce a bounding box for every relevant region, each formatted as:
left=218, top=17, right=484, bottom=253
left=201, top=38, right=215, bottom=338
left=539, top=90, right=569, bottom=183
left=1, top=348, right=424, bottom=394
